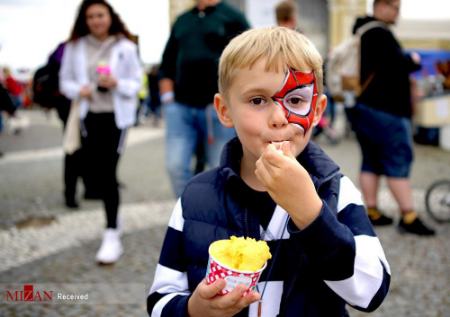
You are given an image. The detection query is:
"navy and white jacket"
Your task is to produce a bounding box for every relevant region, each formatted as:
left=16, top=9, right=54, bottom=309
left=148, top=138, right=390, bottom=316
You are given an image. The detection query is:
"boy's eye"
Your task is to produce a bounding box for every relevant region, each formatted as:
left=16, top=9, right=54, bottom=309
left=281, top=85, right=314, bottom=115
left=250, top=97, right=267, bottom=106
left=287, top=96, right=303, bottom=105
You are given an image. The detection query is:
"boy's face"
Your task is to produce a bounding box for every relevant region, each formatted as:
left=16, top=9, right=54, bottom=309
left=214, top=59, right=326, bottom=166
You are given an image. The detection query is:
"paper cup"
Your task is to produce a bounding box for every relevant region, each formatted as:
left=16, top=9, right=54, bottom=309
left=205, top=251, right=267, bottom=295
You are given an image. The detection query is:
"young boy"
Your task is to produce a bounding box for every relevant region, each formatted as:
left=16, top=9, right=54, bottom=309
left=147, top=27, right=390, bottom=317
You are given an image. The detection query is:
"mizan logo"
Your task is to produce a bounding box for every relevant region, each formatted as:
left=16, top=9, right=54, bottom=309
left=5, top=284, right=53, bottom=302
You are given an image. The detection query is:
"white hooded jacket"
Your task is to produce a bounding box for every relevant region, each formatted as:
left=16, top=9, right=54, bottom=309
left=60, top=36, right=142, bottom=129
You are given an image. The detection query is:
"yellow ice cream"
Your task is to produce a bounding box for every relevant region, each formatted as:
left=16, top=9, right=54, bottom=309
left=209, top=236, right=272, bottom=271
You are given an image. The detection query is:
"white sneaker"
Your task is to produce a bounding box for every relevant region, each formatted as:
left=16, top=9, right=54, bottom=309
left=96, top=228, right=123, bottom=264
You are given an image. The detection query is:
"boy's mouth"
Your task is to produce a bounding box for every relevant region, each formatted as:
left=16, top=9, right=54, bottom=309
left=269, top=140, right=289, bottom=149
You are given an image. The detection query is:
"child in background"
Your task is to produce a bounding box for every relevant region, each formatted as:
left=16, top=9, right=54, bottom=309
left=147, top=27, right=390, bottom=317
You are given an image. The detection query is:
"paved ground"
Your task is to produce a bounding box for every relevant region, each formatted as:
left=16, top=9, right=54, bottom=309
left=0, top=108, right=449, bottom=316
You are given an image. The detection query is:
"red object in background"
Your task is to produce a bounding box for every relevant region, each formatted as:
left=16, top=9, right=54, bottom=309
left=22, top=94, right=32, bottom=107
left=5, top=76, right=23, bottom=96
left=436, top=60, right=450, bottom=89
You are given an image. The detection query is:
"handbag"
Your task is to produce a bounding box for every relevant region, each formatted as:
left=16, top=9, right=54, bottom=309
left=62, top=100, right=81, bottom=154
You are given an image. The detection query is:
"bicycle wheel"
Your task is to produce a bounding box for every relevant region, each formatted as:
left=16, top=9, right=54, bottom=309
left=425, top=180, right=450, bottom=223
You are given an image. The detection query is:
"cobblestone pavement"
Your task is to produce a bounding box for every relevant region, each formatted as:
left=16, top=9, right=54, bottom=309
left=0, top=109, right=449, bottom=316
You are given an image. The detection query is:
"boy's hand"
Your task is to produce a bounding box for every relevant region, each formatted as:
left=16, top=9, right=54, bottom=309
left=187, top=279, right=260, bottom=317
left=255, top=141, right=322, bottom=229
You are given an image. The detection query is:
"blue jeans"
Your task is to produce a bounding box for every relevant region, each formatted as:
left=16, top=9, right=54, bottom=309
left=164, top=102, right=236, bottom=197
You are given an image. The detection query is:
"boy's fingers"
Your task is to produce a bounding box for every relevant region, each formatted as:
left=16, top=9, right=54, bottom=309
left=255, top=158, right=271, bottom=184
left=262, top=144, right=287, bottom=168
left=260, top=147, right=282, bottom=170
left=240, top=290, right=261, bottom=307
left=280, top=141, right=295, bottom=158
left=198, top=279, right=226, bottom=299
left=260, top=150, right=285, bottom=179
left=231, top=289, right=261, bottom=311
left=223, top=285, right=248, bottom=306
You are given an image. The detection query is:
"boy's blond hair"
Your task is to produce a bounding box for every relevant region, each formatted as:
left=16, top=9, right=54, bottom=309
left=218, top=27, right=323, bottom=96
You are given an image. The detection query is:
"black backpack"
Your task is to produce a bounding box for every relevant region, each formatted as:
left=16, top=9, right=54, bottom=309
left=32, top=43, right=69, bottom=109
left=0, top=83, right=16, bottom=115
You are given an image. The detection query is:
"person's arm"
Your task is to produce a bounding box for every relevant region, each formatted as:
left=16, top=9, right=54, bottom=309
left=289, top=176, right=390, bottom=312
left=113, top=41, right=142, bottom=98
left=59, top=42, right=88, bottom=100
left=363, top=28, right=420, bottom=79
left=255, top=142, right=323, bottom=229
left=147, top=199, right=260, bottom=317
left=404, top=51, right=422, bottom=73
left=382, top=30, right=421, bottom=74
left=158, top=26, right=179, bottom=104
left=255, top=144, right=389, bottom=312
left=147, top=199, right=191, bottom=317
left=159, top=78, right=174, bottom=104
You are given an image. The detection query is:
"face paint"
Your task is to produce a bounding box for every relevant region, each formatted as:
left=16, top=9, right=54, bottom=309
left=271, top=69, right=318, bottom=132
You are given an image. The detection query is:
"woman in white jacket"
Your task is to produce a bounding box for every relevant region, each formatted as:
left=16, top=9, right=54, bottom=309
left=60, top=0, right=142, bottom=264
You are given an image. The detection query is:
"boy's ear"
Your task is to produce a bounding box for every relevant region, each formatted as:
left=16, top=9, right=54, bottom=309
left=214, top=93, right=234, bottom=128
left=312, top=94, right=327, bottom=126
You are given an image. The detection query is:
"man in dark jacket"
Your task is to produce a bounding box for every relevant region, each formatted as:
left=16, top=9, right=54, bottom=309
left=159, top=0, right=250, bottom=197
left=351, top=0, right=434, bottom=235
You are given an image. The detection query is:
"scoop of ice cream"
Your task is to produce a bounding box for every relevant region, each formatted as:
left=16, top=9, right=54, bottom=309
left=209, top=236, right=272, bottom=271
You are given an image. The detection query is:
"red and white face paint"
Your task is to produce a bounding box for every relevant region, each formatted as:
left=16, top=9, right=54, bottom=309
left=271, top=69, right=318, bottom=132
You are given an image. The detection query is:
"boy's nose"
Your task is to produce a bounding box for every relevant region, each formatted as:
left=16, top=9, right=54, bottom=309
left=270, top=99, right=289, bottom=128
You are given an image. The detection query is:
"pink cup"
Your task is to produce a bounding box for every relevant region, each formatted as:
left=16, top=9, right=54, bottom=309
left=96, top=65, right=111, bottom=76
left=205, top=250, right=267, bottom=296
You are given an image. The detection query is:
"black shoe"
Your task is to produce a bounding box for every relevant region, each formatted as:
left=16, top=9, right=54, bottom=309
left=65, top=199, right=79, bottom=209
left=367, top=207, right=393, bottom=226
left=398, top=217, right=435, bottom=236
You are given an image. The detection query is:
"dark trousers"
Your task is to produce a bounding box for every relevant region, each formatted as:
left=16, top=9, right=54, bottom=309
left=64, top=150, right=81, bottom=203
left=82, top=112, right=123, bottom=228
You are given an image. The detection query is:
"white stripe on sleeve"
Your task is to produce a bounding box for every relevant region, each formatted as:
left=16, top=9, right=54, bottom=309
left=337, top=176, right=364, bottom=213
left=324, top=235, right=390, bottom=308
left=151, top=292, right=189, bottom=317
left=262, top=206, right=290, bottom=241
left=150, top=263, right=189, bottom=294
left=168, top=198, right=184, bottom=231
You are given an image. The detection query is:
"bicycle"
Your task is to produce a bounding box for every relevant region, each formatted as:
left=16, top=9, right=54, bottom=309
left=425, top=179, right=450, bottom=223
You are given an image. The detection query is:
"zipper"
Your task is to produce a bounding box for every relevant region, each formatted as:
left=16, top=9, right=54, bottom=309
left=244, top=208, right=250, bottom=237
